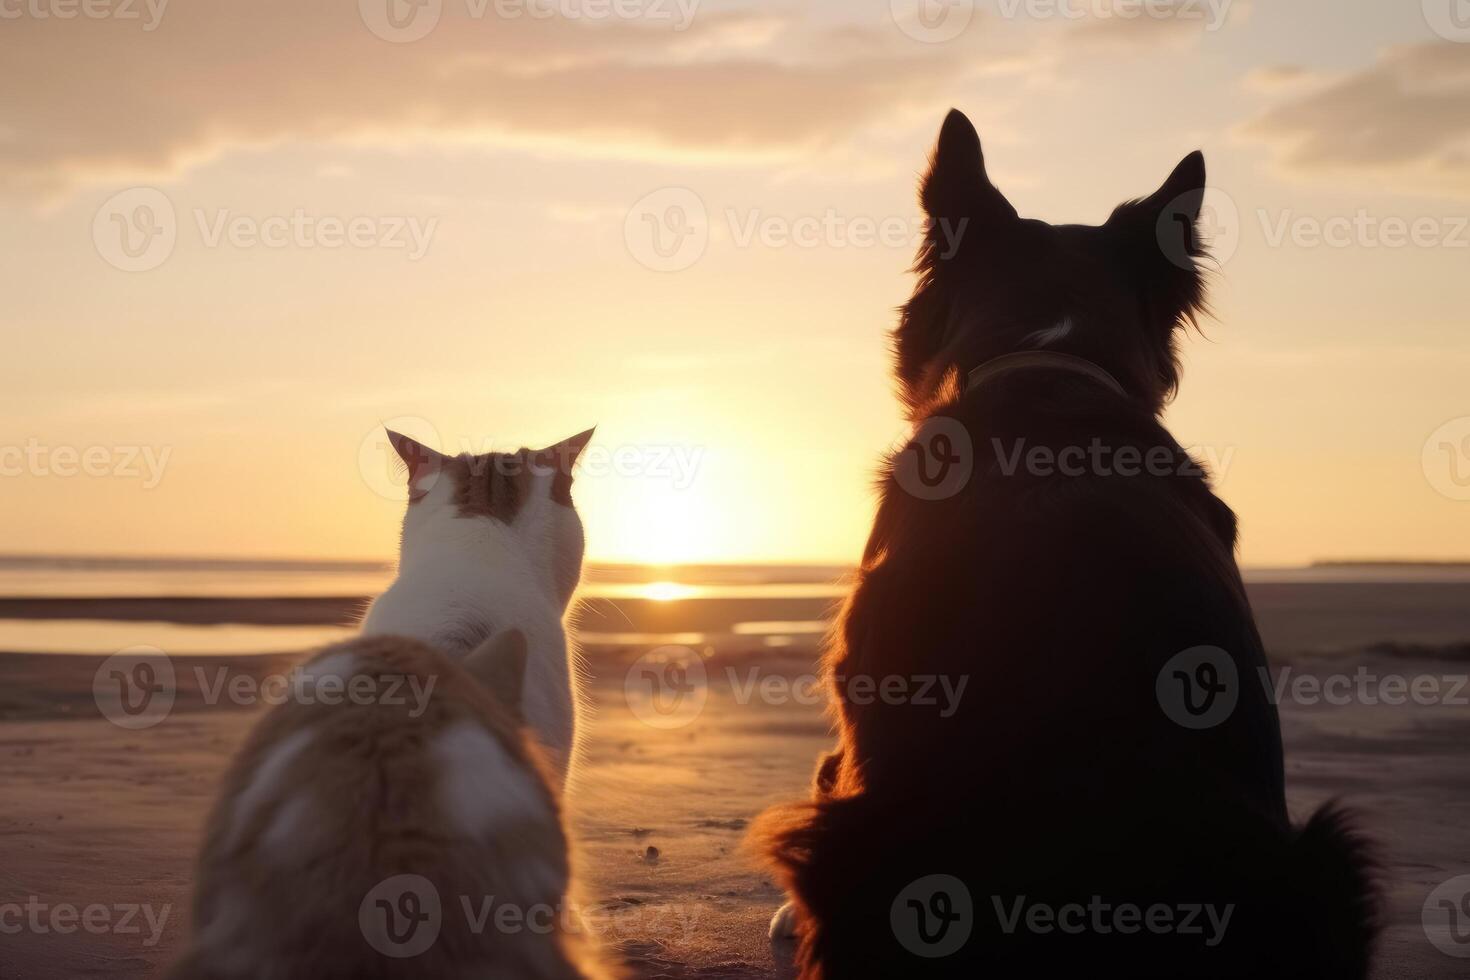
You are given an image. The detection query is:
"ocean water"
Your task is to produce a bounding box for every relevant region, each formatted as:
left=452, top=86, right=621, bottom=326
left=1, top=555, right=1468, bottom=657
left=0, top=555, right=852, bottom=599
left=0, top=556, right=848, bottom=655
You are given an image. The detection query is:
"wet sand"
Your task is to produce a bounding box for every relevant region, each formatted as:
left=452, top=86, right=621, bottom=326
left=1, top=639, right=1468, bottom=977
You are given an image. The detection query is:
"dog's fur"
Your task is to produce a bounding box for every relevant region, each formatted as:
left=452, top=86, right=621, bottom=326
left=755, top=110, right=1377, bottom=978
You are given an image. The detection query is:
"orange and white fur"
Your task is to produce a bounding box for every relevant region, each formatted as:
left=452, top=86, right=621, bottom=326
left=168, top=429, right=611, bottom=980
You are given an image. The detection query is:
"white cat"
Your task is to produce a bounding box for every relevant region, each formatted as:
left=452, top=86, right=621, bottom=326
left=169, top=426, right=609, bottom=979
left=361, top=428, right=594, bottom=784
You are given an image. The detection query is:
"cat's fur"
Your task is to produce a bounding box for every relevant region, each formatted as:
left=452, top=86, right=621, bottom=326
left=362, top=428, right=594, bottom=784
left=169, top=428, right=611, bottom=979
left=169, top=634, right=613, bottom=980
left=755, top=110, right=1377, bottom=978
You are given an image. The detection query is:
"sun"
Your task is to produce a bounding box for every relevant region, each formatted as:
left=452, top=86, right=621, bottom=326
left=581, top=476, right=733, bottom=566
left=641, top=581, right=697, bottom=602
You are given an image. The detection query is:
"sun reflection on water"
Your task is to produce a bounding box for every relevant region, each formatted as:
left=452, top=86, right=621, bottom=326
left=640, top=581, right=698, bottom=602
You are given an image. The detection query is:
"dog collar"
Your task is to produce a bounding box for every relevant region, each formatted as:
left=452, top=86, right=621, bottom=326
left=966, top=351, right=1127, bottom=398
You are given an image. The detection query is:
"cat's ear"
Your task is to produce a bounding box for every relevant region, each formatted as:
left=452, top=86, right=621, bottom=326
left=544, top=427, right=595, bottom=468
left=536, top=427, right=595, bottom=505
left=464, top=628, right=529, bottom=719
left=385, top=429, right=443, bottom=501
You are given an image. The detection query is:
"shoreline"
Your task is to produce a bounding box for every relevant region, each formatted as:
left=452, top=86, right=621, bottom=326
left=3, top=582, right=1470, bottom=663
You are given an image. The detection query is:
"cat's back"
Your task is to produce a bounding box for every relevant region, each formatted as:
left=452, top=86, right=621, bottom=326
left=170, top=634, right=602, bottom=980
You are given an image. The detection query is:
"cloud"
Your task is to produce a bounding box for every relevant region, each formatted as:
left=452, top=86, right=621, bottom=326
left=1241, top=42, right=1470, bottom=198
left=1240, top=65, right=1329, bottom=94
left=0, top=3, right=980, bottom=201
left=0, top=0, right=1260, bottom=203
left=1061, top=0, right=1246, bottom=48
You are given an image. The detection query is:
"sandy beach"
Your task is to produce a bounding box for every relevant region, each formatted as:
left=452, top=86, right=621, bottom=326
left=2, top=571, right=1470, bottom=977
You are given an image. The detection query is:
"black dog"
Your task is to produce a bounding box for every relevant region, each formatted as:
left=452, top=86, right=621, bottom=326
left=756, top=110, right=1377, bottom=979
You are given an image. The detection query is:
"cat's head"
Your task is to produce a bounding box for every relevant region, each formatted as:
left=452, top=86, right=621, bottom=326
left=895, top=109, right=1209, bottom=416
left=384, top=428, right=594, bottom=608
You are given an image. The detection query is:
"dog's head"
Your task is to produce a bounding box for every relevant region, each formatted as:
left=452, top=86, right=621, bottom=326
left=895, top=109, right=1209, bottom=417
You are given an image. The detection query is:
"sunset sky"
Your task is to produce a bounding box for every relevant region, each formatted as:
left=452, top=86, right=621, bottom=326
left=2, top=0, right=1468, bottom=566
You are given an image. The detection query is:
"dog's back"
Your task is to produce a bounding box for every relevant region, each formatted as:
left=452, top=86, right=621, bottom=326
left=762, top=385, right=1377, bottom=977
left=756, top=111, right=1377, bottom=978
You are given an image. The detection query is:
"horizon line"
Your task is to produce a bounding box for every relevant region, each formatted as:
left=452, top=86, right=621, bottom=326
left=2, top=552, right=1470, bottom=570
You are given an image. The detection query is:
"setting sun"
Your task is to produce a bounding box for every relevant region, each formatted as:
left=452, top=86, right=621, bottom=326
left=640, top=580, right=697, bottom=602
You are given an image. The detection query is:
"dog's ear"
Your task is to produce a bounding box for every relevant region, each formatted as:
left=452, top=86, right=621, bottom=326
left=920, top=109, right=1018, bottom=230
left=1108, top=151, right=1209, bottom=330
left=1138, top=150, right=1207, bottom=265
